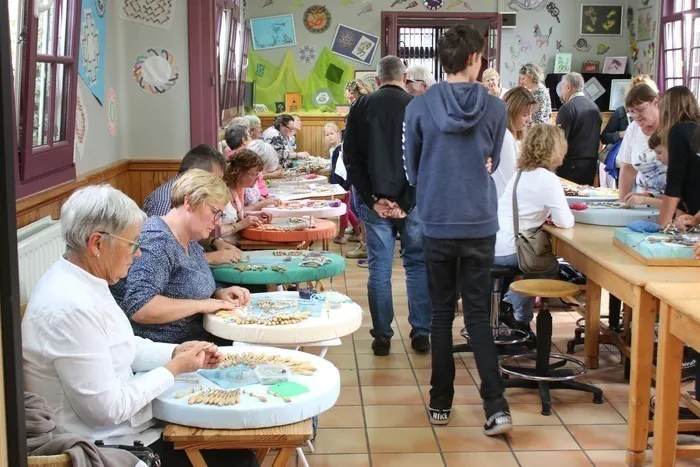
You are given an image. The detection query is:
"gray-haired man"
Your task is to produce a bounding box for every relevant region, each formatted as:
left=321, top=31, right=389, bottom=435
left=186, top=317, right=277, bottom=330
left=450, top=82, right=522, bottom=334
left=555, top=72, right=603, bottom=184
left=344, top=55, right=432, bottom=356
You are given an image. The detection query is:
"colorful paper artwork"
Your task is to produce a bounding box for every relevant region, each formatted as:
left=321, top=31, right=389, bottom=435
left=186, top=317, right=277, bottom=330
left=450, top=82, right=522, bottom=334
left=133, top=47, right=180, bottom=95
left=359, top=4, right=373, bottom=15
left=285, top=93, right=302, bottom=112
left=354, top=70, right=379, bottom=92
left=107, top=88, right=117, bottom=136
left=582, top=60, right=600, bottom=72
left=574, top=38, right=592, bottom=52
left=298, top=44, right=318, bottom=63
left=556, top=40, right=563, bottom=52
left=603, top=56, right=627, bottom=74
left=303, top=5, right=331, bottom=34
left=583, top=77, right=605, bottom=101
left=79, top=1, right=106, bottom=104
left=597, top=44, right=611, bottom=54
left=546, top=2, right=561, bottom=23
left=313, top=89, right=332, bottom=106
left=533, top=25, right=553, bottom=48
left=609, top=79, right=632, bottom=110
left=74, top=86, right=88, bottom=161
left=325, top=63, right=344, bottom=84
left=95, top=0, right=106, bottom=16
left=331, top=24, right=379, bottom=66
left=507, top=0, right=547, bottom=11
left=580, top=5, right=623, bottom=36
left=256, top=64, right=266, bottom=77
left=120, top=0, right=174, bottom=29
left=251, top=14, right=297, bottom=51
left=636, top=7, right=654, bottom=41
left=516, top=35, right=532, bottom=53
left=553, top=53, right=572, bottom=73
left=275, top=102, right=286, bottom=113
left=290, top=0, right=304, bottom=9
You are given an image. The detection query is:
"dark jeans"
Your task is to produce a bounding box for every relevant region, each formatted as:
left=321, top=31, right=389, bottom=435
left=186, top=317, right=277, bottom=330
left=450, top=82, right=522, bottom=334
left=423, top=234, right=508, bottom=416
left=149, top=438, right=258, bottom=466
left=556, top=158, right=598, bottom=185
left=359, top=203, right=431, bottom=339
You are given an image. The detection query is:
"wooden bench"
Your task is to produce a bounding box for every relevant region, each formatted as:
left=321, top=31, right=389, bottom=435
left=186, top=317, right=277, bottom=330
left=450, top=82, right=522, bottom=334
left=163, top=419, right=313, bottom=467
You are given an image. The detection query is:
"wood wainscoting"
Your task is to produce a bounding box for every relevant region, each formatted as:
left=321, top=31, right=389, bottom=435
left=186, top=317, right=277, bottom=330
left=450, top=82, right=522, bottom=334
left=254, top=114, right=347, bottom=158
left=16, top=160, right=179, bottom=229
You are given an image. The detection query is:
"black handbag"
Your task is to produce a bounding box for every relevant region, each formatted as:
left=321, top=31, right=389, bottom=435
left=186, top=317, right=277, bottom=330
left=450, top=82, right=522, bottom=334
left=94, top=440, right=161, bottom=467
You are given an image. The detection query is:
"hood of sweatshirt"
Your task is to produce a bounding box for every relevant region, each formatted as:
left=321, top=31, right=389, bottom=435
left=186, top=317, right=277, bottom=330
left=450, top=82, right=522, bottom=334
left=424, top=81, right=489, bottom=134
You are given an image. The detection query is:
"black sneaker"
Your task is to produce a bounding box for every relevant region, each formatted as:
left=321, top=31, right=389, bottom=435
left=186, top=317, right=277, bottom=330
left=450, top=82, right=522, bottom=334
left=428, top=407, right=451, bottom=425
left=483, top=410, right=513, bottom=436
left=372, top=337, right=391, bottom=356
left=411, top=335, right=430, bottom=353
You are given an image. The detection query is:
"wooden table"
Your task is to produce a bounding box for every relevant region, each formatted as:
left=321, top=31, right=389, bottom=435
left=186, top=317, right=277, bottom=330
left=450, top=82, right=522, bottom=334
left=163, top=419, right=313, bottom=467
left=646, top=283, right=700, bottom=466
left=545, top=224, right=700, bottom=466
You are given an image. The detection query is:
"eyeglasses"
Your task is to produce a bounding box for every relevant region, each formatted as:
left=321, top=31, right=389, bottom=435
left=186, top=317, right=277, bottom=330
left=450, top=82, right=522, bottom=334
left=406, top=79, right=425, bottom=85
left=205, top=203, right=225, bottom=222
left=97, top=231, right=142, bottom=254
left=629, top=102, right=651, bottom=117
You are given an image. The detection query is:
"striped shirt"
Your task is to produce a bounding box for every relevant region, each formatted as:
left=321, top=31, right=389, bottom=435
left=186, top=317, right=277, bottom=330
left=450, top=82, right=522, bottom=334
left=143, top=175, right=179, bottom=217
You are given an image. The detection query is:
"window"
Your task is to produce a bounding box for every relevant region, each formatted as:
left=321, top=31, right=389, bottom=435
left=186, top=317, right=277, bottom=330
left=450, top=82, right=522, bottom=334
left=660, top=0, right=700, bottom=98
left=15, top=0, right=80, bottom=197
left=216, top=3, right=241, bottom=123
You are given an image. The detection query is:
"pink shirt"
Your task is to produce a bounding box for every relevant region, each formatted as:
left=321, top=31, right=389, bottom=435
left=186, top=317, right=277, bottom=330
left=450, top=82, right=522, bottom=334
left=257, top=175, right=269, bottom=197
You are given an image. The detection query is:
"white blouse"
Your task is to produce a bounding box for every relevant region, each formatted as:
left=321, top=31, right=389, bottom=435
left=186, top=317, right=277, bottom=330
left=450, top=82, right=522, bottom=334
left=22, top=258, right=176, bottom=445
left=491, top=129, right=518, bottom=200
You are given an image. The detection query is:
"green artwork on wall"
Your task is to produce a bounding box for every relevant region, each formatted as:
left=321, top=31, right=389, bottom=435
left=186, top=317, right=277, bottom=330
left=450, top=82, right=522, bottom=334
left=246, top=47, right=355, bottom=112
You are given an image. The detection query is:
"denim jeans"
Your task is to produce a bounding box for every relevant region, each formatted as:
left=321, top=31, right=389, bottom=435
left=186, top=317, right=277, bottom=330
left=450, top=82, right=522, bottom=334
left=423, top=235, right=508, bottom=416
left=359, top=203, right=431, bottom=339
left=494, top=254, right=536, bottom=323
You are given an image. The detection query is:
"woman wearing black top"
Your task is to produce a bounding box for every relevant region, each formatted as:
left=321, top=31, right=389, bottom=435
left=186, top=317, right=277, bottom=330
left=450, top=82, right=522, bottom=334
left=657, top=86, right=700, bottom=226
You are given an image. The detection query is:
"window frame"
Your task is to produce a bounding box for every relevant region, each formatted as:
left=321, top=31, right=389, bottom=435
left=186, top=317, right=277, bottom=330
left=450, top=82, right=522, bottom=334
left=216, top=1, right=241, bottom=122
left=659, top=0, right=700, bottom=95
left=16, top=0, right=81, bottom=198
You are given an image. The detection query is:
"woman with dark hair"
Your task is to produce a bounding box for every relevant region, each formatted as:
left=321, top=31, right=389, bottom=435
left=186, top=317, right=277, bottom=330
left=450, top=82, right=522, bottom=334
left=222, top=149, right=271, bottom=234
left=261, top=114, right=308, bottom=168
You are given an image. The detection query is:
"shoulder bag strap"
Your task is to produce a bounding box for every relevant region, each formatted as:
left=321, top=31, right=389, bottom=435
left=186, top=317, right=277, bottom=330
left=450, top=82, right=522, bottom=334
left=512, top=170, right=522, bottom=238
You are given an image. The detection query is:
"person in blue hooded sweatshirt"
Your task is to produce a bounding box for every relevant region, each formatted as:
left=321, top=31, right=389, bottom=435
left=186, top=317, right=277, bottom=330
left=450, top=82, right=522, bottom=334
left=403, top=24, right=512, bottom=435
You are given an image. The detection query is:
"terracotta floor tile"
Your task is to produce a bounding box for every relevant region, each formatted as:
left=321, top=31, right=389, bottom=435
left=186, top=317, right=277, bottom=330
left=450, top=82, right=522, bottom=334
left=434, top=426, right=510, bottom=452
left=568, top=424, right=629, bottom=450
left=358, top=369, right=416, bottom=386
left=550, top=388, right=603, bottom=404
left=414, top=368, right=474, bottom=386
left=583, top=450, right=629, bottom=466
left=504, top=387, right=544, bottom=404
left=325, top=341, right=356, bottom=355
left=370, top=453, right=443, bottom=467
left=353, top=339, right=405, bottom=355
left=339, top=369, right=359, bottom=386
left=419, top=384, right=483, bottom=405
left=554, top=402, right=626, bottom=424
left=352, top=330, right=376, bottom=341
left=596, top=383, right=631, bottom=402
left=441, top=405, right=483, bottom=427
left=304, top=454, right=370, bottom=467
left=318, top=405, right=364, bottom=428
left=609, top=400, right=629, bottom=420
left=515, top=451, right=593, bottom=466
left=337, top=386, right=362, bottom=406
left=356, top=353, right=411, bottom=369
left=367, top=427, right=439, bottom=453
left=361, top=385, right=424, bottom=405
left=468, top=368, right=481, bottom=385
left=443, top=452, right=518, bottom=467
left=325, top=354, right=357, bottom=370
left=313, top=428, right=368, bottom=454
left=507, top=425, right=580, bottom=451
left=363, top=405, right=430, bottom=427
left=510, top=403, right=563, bottom=425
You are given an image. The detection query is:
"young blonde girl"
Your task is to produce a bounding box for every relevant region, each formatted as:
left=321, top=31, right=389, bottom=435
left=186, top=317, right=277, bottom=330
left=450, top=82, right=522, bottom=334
left=325, top=122, right=361, bottom=244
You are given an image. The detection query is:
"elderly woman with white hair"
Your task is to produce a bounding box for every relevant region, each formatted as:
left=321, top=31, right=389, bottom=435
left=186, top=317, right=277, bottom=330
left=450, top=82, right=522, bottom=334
left=244, top=114, right=263, bottom=140
left=244, top=139, right=281, bottom=210
left=518, top=63, right=552, bottom=125
left=482, top=67, right=508, bottom=99
left=405, top=64, right=436, bottom=96
left=22, top=185, right=258, bottom=466
left=116, top=169, right=251, bottom=345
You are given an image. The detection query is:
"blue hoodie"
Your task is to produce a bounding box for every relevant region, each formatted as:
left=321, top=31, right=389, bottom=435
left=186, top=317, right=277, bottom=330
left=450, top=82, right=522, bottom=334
left=403, top=81, right=507, bottom=239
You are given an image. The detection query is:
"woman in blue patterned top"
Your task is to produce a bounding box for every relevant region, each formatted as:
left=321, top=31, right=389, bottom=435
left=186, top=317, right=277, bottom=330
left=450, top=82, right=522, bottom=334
left=116, top=169, right=250, bottom=344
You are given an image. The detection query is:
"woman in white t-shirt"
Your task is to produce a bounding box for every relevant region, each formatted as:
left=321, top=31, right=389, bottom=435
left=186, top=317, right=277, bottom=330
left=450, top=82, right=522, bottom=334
left=618, top=83, right=666, bottom=199
left=492, top=87, right=538, bottom=199
left=494, top=124, right=575, bottom=327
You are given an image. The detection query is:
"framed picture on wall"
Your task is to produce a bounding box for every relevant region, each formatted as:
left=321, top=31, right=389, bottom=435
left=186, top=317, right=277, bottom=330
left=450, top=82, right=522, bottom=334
left=250, top=14, right=297, bottom=50
left=285, top=93, right=302, bottom=112
left=554, top=53, right=572, bottom=74
left=582, top=60, right=600, bottom=72
left=580, top=5, right=623, bottom=35
left=331, top=24, right=379, bottom=66
left=609, top=79, right=632, bottom=110
left=636, top=7, right=654, bottom=41
left=603, top=56, right=627, bottom=74
left=354, top=70, right=379, bottom=92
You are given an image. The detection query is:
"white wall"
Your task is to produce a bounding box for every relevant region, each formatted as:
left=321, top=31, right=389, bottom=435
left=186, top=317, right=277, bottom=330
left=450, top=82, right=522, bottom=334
left=244, top=0, right=633, bottom=89
left=75, top=0, right=191, bottom=175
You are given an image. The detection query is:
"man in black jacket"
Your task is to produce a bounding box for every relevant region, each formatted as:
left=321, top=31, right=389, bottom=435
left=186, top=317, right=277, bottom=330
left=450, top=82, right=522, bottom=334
left=344, top=55, right=431, bottom=356
left=556, top=72, right=603, bottom=184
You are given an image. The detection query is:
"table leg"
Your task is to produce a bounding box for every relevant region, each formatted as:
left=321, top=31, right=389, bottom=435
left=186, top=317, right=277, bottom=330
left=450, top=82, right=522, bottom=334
left=256, top=448, right=270, bottom=465
left=267, top=284, right=277, bottom=292
left=652, top=303, right=684, bottom=467
left=585, top=280, right=602, bottom=369
left=185, top=449, right=208, bottom=467
left=272, top=447, right=295, bottom=467
left=626, top=288, right=657, bottom=467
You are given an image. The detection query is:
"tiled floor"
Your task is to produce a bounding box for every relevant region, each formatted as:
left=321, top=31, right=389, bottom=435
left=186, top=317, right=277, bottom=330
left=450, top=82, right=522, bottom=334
left=262, top=242, right=700, bottom=466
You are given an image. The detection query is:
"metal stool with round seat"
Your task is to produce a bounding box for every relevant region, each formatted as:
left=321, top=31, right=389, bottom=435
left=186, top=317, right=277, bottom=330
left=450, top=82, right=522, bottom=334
left=453, top=264, right=529, bottom=354
left=499, top=279, right=604, bottom=415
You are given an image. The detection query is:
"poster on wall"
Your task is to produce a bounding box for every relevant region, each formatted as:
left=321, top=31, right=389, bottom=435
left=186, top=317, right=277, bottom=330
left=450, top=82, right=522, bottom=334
left=636, top=7, right=654, bottom=41
left=74, top=86, right=88, bottom=162
left=609, top=79, right=632, bottom=110
left=331, top=24, right=379, bottom=66
left=250, top=14, right=297, bottom=50
left=120, top=0, right=175, bottom=29
left=78, top=0, right=107, bottom=104
left=133, top=47, right=180, bottom=95
left=580, top=5, right=623, bottom=36
left=354, top=70, right=379, bottom=92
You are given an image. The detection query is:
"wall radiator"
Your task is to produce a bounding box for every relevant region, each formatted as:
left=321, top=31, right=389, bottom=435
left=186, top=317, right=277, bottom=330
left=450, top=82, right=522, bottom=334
left=17, top=217, right=65, bottom=306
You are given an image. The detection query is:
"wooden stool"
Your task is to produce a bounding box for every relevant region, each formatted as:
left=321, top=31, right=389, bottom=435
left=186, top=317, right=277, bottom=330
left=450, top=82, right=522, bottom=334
left=163, top=419, right=313, bottom=467
left=499, top=279, right=604, bottom=415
